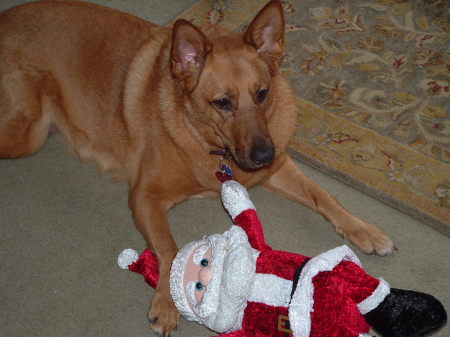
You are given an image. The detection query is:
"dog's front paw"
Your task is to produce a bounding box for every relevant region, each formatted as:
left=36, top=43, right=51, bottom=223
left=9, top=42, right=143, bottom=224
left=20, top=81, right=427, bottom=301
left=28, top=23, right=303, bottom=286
left=338, top=219, right=395, bottom=256
left=148, top=292, right=180, bottom=336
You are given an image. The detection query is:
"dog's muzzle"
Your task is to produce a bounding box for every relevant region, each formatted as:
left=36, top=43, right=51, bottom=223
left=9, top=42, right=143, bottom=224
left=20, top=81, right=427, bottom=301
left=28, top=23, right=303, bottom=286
left=249, top=138, right=275, bottom=167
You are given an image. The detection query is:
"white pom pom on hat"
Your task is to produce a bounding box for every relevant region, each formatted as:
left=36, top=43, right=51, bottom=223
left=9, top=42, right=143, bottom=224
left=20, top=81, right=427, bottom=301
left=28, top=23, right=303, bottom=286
left=117, top=248, right=139, bottom=269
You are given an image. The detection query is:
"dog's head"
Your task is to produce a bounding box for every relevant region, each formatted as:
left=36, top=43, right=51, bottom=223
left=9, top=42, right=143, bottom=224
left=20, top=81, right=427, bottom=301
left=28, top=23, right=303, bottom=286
left=170, top=1, right=284, bottom=170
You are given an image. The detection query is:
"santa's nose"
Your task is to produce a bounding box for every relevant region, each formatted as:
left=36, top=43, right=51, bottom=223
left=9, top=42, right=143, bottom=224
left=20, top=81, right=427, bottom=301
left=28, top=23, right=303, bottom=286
left=199, top=266, right=212, bottom=286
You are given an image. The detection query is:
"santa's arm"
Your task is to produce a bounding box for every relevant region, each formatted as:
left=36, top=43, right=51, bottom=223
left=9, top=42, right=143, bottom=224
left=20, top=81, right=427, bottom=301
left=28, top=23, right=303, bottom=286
left=221, top=180, right=271, bottom=251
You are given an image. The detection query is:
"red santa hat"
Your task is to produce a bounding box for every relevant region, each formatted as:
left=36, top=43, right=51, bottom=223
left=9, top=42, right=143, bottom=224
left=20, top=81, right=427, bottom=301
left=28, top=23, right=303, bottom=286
left=117, top=248, right=159, bottom=288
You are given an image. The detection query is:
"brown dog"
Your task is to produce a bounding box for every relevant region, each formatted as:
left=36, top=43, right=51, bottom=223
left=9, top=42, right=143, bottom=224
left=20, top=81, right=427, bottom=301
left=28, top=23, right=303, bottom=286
left=0, top=0, right=394, bottom=335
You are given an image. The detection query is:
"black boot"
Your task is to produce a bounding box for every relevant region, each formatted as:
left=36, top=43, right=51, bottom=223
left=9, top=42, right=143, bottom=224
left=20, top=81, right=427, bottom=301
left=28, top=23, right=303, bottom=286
left=365, top=288, right=447, bottom=337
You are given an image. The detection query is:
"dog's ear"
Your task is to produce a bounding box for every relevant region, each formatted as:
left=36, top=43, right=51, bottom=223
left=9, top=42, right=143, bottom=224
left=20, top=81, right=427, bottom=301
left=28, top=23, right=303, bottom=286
left=244, top=0, right=284, bottom=73
left=170, top=19, right=212, bottom=93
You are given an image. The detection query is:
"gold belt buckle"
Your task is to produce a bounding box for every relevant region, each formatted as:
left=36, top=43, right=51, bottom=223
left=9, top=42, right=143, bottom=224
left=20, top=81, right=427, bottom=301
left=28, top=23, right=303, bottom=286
left=278, top=315, right=292, bottom=334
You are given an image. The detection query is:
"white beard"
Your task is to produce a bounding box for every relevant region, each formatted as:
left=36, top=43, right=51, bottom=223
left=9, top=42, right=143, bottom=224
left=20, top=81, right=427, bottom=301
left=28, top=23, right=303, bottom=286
left=193, top=226, right=258, bottom=333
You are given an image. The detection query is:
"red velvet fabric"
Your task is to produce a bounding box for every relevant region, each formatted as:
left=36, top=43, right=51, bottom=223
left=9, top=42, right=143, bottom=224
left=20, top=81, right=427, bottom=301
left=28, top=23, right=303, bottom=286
left=235, top=302, right=291, bottom=337
left=256, top=249, right=309, bottom=280
left=234, top=209, right=271, bottom=251
left=129, top=249, right=159, bottom=288
left=309, top=261, right=376, bottom=337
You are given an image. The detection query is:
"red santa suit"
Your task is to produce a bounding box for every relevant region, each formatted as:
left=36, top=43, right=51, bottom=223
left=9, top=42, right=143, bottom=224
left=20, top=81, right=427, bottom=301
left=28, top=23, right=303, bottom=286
left=217, top=181, right=390, bottom=337
left=118, top=180, right=391, bottom=337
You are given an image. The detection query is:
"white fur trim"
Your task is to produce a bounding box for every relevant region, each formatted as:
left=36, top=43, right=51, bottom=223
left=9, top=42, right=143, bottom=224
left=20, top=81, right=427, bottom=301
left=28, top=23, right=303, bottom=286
left=288, top=245, right=361, bottom=337
left=221, top=180, right=255, bottom=219
left=357, top=277, right=390, bottom=315
left=359, top=334, right=372, bottom=337
left=248, top=274, right=292, bottom=307
left=117, top=249, right=139, bottom=269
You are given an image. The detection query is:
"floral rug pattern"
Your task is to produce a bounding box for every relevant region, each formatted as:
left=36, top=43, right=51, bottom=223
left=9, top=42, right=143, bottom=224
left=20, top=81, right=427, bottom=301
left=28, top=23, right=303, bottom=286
left=177, top=0, right=450, bottom=234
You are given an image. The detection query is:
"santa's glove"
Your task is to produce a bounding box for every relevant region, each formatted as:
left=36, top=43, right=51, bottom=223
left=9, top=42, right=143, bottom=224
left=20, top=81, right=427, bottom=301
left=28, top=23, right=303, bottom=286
left=364, top=288, right=447, bottom=337
left=221, top=180, right=255, bottom=219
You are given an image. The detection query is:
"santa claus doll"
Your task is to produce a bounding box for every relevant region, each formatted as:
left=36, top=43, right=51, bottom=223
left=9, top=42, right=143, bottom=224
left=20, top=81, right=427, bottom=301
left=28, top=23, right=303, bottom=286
left=118, top=180, right=446, bottom=337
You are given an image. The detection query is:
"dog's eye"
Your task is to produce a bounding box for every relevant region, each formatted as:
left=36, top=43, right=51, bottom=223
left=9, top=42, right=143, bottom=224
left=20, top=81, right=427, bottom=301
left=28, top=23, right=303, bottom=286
left=200, top=258, right=209, bottom=267
left=257, top=89, right=268, bottom=104
left=213, top=98, right=232, bottom=110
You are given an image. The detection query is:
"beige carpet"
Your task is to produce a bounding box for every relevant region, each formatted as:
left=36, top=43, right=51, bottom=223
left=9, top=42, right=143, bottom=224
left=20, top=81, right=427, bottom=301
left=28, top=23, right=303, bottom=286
left=0, top=1, right=448, bottom=337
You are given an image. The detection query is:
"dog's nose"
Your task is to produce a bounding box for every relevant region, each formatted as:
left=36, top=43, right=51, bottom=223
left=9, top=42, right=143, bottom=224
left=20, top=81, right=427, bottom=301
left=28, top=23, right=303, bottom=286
left=250, top=141, right=275, bottom=166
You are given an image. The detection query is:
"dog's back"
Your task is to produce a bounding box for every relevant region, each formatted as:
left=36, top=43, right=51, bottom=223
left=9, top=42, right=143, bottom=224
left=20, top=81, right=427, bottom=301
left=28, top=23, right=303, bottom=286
left=0, top=1, right=170, bottom=177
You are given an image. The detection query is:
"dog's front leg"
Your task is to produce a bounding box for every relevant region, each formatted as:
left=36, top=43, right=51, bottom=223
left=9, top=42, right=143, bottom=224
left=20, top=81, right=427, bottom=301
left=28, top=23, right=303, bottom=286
left=263, top=157, right=394, bottom=256
left=129, top=189, right=179, bottom=336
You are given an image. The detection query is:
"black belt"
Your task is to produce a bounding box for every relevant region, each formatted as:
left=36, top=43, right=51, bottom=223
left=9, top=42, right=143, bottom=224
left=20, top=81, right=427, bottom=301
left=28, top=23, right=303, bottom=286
left=290, top=258, right=311, bottom=302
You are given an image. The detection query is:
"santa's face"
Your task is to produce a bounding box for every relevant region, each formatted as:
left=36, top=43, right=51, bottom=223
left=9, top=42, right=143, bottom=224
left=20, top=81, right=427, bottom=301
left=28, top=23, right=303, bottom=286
left=183, top=245, right=212, bottom=307
left=178, top=226, right=258, bottom=332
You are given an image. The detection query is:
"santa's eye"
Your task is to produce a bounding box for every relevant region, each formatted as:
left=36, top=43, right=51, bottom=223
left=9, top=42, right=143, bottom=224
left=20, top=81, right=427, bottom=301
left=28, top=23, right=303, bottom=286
left=195, top=281, right=203, bottom=291
left=200, top=258, right=209, bottom=267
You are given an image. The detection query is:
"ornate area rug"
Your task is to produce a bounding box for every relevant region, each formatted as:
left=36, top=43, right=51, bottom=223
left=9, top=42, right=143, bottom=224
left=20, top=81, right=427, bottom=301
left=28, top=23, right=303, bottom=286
left=176, top=0, right=450, bottom=235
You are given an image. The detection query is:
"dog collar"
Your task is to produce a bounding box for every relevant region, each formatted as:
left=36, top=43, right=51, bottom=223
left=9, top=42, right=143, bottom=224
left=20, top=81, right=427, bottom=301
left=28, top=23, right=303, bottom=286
left=209, top=149, right=233, bottom=182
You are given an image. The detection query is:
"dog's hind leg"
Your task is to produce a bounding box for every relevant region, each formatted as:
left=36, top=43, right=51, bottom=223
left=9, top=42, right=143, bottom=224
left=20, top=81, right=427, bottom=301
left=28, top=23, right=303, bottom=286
left=0, top=69, right=52, bottom=158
